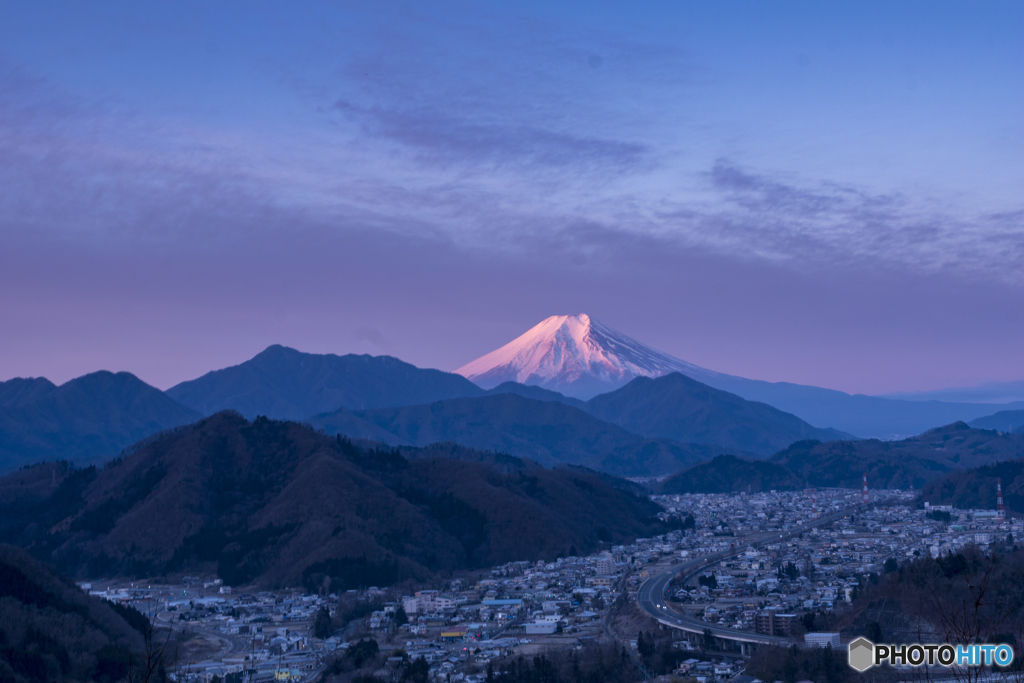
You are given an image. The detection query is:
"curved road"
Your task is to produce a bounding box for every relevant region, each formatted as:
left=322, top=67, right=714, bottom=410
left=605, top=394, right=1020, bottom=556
left=637, top=500, right=886, bottom=646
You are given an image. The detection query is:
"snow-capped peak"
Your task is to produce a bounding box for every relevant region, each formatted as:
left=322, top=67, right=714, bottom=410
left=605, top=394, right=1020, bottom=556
left=455, top=314, right=718, bottom=399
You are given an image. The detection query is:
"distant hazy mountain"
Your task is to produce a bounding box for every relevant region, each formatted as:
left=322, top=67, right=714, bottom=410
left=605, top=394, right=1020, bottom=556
left=0, top=377, right=57, bottom=407
left=0, top=412, right=671, bottom=587
left=167, top=344, right=484, bottom=419
left=969, top=409, right=1024, bottom=433
left=310, top=393, right=729, bottom=477
left=770, top=422, right=1024, bottom=489
left=455, top=314, right=1024, bottom=438
left=659, top=455, right=804, bottom=494
left=0, top=371, right=201, bottom=472
left=657, top=422, right=1024, bottom=495
left=694, top=379, right=1024, bottom=441
left=485, top=381, right=586, bottom=408
left=585, top=373, right=851, bottom=456
left=884, top=380, right=1024, bottom=405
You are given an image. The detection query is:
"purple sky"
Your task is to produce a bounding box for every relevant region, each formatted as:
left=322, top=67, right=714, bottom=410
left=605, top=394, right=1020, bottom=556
left=1, top=1, right=1022, bottom=395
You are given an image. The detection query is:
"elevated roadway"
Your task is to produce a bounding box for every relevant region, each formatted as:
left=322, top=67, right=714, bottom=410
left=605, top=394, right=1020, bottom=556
left=637, top=499, right=886, bottom=649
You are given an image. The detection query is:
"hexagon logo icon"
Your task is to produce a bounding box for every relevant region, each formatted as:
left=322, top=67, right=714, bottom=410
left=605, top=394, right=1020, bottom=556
left=848, top=637, right=874, bottom=672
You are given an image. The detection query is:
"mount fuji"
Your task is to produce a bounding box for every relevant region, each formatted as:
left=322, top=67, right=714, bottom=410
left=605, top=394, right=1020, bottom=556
left=455, top=314, right=1024, bottom=438
left=455, top=314, right=738, bottom=400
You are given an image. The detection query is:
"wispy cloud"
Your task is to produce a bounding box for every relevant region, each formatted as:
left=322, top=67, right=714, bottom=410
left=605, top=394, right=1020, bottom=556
left=645, top=160, right=1024, bottom=284
left=2, top=45, right=1022, bottom=292
left=334, top=99, right=649, bottom=173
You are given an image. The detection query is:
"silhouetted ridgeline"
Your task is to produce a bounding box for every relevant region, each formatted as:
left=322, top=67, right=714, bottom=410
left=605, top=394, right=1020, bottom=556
left=0, top=412, right=672, bottom=589
left=658, top=422, right=1024, bottom=493
left=585, top=373, right=852, bottom=455
left=968, top=408, right=1024, bottom=433
left=770, top=422, right=1024, bottom=489
left=0, top=544, right=148, bottom=683
left=0, top=372, right=200, bottom=473
left=166, top=344, right=485, bottom=419
left=310, top=392, right=725, bottom=477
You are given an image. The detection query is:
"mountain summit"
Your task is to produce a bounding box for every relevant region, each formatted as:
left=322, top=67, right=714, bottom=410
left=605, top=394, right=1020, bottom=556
left=455, top=314, right=723, bottom=399
left=455, top=315, right=1024, bottom=437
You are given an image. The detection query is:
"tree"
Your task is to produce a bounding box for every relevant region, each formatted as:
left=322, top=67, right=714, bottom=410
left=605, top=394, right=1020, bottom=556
left=402, top=657, right=429, bottom=683
left=314, top=606, right=333, bottom=639
left=637, top=631, right=655, bottom=658
left=883, top=557, right=898, bottom=574
left=346, top=639, right=380, bottom=668
left=394, top=605, right=409, bottom=627
left=800, top=612, right=816, bottom=632
left=778, top=561, right=800, bottom=581
left=702, top=628, right=715, bottom=653
left=698, top=574, right=718, bottom=589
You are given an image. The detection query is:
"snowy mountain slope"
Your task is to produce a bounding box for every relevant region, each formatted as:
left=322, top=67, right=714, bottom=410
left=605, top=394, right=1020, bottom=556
left=455, top=314, right=733, bottom=399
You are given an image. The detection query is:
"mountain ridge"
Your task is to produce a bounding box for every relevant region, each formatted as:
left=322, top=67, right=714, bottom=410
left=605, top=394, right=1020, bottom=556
left=0, top=412, right=672, bottom=587
left=167, top=344, right=485, bottom=419
left=584, top=373, right=852, bottom=455
left=0, top=371, right=201, bottom=473
left=656, top=422, right=1024, bottom=494
left=309, top=393, right=726, bottom=477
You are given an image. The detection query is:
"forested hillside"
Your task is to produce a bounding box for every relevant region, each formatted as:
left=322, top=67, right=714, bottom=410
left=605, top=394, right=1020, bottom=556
left=918, top=457, right=1024, bottom=514
left=0, top=544, right=148, bottom=683
left=0, top=412, right=672, bottom=589
left=770, top=422, right=1024, bottom=489
left=311, top=393, right=725, bottom=476
left=659, top=455, right=804, bottom=493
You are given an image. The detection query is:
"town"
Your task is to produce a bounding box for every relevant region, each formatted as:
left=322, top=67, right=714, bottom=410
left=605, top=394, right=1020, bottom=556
left=85, top=485, right=1019, bottom=683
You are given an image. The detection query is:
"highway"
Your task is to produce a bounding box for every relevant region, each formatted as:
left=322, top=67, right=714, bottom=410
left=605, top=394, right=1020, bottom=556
left=636, top=498, right=885, bottom=648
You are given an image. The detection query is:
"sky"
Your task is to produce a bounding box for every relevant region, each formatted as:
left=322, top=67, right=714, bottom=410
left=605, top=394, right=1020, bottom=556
left=0, top=1, right=1022, bottom=395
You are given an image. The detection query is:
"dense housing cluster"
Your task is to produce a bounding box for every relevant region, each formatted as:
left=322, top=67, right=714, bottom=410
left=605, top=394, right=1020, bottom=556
left=89, top=487, right=1019, bottom=682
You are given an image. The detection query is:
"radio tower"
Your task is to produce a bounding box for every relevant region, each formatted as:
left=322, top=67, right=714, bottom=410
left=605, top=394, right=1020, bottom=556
left=997, top=478, right=1006, bottom=520
left=811, top=488, right=818, bottom=519
left=863, top=472, right=869, bottom=505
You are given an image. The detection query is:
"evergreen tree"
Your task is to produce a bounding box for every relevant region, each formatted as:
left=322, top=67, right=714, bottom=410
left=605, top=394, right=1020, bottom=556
left=637, top=631, right=655, bottom=658
left=314, top=606, right=333, bottom=639
left=402, top=657, right=429, bottom=683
